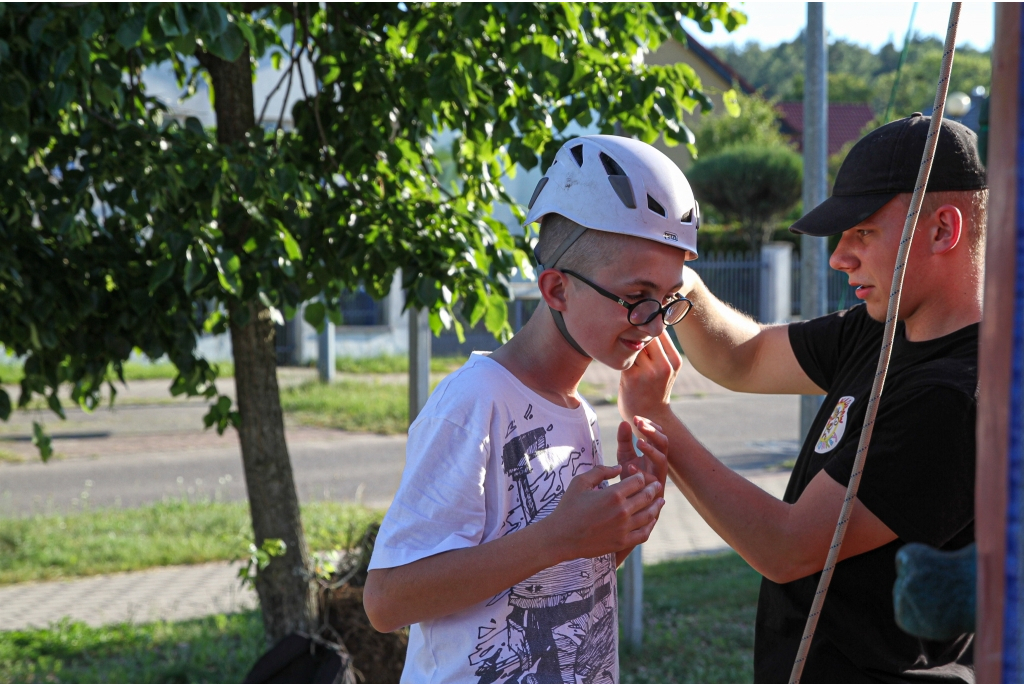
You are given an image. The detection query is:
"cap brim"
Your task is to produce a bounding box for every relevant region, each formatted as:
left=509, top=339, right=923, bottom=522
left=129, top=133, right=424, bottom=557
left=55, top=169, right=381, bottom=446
left=790, top=193, right=897, bottom=237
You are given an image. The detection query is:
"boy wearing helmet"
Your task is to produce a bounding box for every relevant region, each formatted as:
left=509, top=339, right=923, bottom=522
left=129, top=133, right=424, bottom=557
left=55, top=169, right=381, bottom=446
left=363, top=136, right=699, bottom=684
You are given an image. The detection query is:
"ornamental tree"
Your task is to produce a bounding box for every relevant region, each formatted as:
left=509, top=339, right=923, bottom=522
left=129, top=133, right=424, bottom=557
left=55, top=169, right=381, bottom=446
left=0, top=2, right=745, bottom=644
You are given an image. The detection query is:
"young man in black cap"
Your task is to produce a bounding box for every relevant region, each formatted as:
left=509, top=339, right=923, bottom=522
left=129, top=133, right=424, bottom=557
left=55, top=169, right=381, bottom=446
left=618, top=113, right=986, bottom=682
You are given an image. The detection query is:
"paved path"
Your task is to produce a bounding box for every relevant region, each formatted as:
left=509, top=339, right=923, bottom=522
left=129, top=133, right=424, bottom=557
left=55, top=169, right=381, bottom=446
left=0, top=360, right=804, bottom=630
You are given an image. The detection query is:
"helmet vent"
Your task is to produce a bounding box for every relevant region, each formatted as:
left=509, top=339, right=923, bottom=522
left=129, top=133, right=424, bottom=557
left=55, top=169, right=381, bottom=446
left=570, top=145, right=584, bottom=167
left=648, top=195, right=666, bottom=217
left=527, top=177, right=549, bottom=210
left=599, top=152, right=625, bottom=177
left=608, top=176, right=636, bottom=209
left=681, top=208, right=693, bottom=223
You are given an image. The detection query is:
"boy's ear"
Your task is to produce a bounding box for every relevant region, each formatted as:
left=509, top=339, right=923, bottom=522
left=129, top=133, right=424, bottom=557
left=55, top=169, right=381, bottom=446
left=538, top=269, right=570, bottom=312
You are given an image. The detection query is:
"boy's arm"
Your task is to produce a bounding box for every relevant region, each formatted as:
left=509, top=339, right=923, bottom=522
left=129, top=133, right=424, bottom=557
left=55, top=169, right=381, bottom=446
left=364, top=465, right=664, bottom=633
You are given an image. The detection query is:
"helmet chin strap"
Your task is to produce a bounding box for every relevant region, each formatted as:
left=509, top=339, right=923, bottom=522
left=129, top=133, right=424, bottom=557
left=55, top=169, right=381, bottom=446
left=535, top=225, right=592, bottom=359
left=549, top=309, right=590, bottom=358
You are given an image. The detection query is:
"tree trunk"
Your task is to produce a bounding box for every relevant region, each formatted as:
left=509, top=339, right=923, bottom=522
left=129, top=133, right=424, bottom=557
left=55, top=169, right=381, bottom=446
left=230, top=301, right=317, bottom=644
left=201, top=45, right=317, bottom=645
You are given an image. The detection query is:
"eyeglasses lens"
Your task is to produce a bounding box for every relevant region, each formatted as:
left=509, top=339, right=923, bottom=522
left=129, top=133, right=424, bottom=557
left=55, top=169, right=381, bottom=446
left=628, top=300, right=662, bottom=325
left=664, top=299, right=692, bottom=325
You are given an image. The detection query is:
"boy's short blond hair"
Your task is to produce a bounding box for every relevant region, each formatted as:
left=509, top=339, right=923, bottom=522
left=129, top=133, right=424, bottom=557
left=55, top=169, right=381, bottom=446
left=535, top=214, right=636, bottom=274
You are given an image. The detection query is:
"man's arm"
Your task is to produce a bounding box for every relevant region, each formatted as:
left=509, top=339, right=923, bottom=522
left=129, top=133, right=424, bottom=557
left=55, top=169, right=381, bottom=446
left=677, top=269, right=824, bottom=395
left=365, top=460, right=666, bottom=633
left=620, top=335, right=896, bottom=583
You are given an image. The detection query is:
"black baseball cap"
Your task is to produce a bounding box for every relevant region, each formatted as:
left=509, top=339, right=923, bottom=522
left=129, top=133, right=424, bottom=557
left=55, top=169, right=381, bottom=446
left=790, top=112, right=987, bottom=237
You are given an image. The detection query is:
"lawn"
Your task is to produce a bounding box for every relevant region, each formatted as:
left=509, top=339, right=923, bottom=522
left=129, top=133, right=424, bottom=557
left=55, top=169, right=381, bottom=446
left=0, top=360, right=234, bottom=385
left=619, top=553, right=762, bottom=683
left=280, top=379, right=410, bottom=434
left=0, top=552, right=761, bottom=684
left=335, top=354, right=467, bottom=374
left=0, top=499, right=382, bottom=585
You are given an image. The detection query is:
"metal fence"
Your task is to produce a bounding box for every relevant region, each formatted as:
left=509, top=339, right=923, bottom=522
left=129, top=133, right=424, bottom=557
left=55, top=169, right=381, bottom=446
left=690, top=251, right=859, bottom=322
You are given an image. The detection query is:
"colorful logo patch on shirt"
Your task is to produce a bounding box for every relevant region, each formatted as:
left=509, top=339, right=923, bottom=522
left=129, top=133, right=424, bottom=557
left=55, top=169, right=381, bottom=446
left=815, top=396, right=855, bottom=454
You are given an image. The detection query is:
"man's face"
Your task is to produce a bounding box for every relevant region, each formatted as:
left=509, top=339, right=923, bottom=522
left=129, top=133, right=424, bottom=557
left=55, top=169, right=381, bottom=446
left=829, top=197, right=926, bottom=322
left=561, top=237, right=687, bottom=370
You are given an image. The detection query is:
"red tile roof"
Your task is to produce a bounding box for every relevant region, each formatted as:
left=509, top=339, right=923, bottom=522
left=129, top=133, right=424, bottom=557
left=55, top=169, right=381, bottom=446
left=776, top=102, right=876, bottom=156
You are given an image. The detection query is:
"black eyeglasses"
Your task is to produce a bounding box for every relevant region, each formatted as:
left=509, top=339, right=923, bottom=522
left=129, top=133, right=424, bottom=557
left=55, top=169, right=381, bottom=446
left=561, top=269, right=693, bottom=326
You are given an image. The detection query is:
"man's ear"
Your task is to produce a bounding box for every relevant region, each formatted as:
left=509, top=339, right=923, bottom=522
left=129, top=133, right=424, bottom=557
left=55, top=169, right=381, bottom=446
left=538, top=269, right=570, bottom=312
left=930, top=204, right=963, bottom=255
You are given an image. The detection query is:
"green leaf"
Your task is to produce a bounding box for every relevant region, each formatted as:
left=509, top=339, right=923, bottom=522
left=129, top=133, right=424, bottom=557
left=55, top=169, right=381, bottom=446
left=32, top=421, right=53, bottom=463
left=235, top=20, right=257, bottom=51
left=148, top=259, right=175, bottom=294
left=208, top=24, right=244, bottom=62
left=722, top=89, right=741, bottom=118
left=213, top=252, right=241, bottom=295
left=184, top=247, right=206, bottom=294
left=484, top=294, right=508, bottom=335
left=278, top=227, right=302, bottom=261
left=184, top=116, right=205, bottom=137
left=304, top=301, right=326, bottom=329
left=54, top=46, right=75, bottom=76
left=115, top=13, right=146, bottom=49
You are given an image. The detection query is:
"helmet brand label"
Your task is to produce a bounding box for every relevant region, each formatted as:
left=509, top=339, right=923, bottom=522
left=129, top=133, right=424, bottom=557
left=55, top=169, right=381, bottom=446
left=663, top=232, right=678, bottom=242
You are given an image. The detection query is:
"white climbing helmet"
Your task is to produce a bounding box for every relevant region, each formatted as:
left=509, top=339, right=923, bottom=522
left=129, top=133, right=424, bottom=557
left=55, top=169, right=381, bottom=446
left=523, top=135, right=700, bottom=263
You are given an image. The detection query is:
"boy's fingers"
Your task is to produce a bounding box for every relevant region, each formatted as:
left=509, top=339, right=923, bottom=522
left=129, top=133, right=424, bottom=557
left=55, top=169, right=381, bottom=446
left=572, top=464, right=621, bottom=490
left=622, top=479, right=662, bottom=514
left=607, top=470, right=647, bottom=498
left=628, top=499, right=666, bottom=545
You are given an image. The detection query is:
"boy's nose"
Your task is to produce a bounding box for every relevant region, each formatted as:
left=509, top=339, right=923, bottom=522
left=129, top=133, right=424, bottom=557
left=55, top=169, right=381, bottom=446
left=637, top=316, right=666, bottom=339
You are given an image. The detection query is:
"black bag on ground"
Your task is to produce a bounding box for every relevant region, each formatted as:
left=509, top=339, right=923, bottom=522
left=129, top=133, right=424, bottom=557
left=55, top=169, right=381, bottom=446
left=244, top=632, right=355, bottom=684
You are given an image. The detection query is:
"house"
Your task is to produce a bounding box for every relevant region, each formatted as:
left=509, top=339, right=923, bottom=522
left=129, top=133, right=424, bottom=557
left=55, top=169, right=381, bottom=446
left=775, top=102, right=877, bottom=156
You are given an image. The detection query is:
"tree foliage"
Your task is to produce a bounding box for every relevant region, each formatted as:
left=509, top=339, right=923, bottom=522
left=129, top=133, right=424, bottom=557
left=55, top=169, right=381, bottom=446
left=693, top=90, right=788, bottom=158
left=714, top=33, right=990, bottom=116
left=0, top=2, right=746, bottom=427
left=688, top=144, right=803, bottom=252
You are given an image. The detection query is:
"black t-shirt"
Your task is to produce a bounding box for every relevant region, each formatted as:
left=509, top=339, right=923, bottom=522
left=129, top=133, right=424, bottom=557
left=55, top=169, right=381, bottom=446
left=754, top=304, right=977, bottom=684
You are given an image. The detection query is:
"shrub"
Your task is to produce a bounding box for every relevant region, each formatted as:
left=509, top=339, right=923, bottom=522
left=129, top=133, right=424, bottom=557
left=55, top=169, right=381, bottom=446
left=689, top=145, right=803, bottom=252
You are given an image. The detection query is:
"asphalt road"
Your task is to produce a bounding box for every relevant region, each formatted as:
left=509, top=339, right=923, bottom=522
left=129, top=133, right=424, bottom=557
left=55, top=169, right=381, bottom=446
left=0, top=386, right=802, bottom=516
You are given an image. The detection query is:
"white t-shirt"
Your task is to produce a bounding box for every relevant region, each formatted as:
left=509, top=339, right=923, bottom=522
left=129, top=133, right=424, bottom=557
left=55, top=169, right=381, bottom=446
left=370, top=353, right=619, bottom=684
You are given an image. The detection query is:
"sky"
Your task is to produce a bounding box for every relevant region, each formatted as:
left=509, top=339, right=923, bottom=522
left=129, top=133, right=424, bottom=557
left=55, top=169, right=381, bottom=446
left=688, top=2, right=994, bottom=52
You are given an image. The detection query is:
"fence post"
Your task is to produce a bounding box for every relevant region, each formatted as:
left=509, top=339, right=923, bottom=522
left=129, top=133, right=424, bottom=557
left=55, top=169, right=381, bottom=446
left=408, top=306, right=431, bottom=424
left=317, top=316, right=336, bottom=383
left=620, top=545, right=643, bottom=650
left=760, top=243, right=793, bottom=324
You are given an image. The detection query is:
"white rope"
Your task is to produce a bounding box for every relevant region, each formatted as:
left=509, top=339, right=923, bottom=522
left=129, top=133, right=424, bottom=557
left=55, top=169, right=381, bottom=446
left=788, top=4, right=962, bottom=682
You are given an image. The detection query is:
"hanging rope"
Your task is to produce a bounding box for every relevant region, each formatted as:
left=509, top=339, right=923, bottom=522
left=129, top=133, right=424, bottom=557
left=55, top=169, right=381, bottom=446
left=788, top=4, right=962, bottom=682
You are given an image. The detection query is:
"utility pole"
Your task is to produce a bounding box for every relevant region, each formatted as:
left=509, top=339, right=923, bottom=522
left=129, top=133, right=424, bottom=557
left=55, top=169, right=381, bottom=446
left=408, top=305, right=431, bottom=424
left=800, top=2, right=829, bottom=439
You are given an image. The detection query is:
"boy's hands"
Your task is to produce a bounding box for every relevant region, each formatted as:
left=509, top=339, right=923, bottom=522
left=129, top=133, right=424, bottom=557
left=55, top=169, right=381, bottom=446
left=539, top=464, right=665, bottom=563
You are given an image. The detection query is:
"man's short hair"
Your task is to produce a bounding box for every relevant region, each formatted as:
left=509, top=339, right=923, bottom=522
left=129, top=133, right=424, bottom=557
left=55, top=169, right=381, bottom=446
left=906, top=189, right=989, bottom=262
left=535, top=214, right=635, bottom=274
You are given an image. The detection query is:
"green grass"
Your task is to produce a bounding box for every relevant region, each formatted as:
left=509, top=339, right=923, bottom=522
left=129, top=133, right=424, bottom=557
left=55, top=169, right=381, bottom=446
left=0, top=499, right=382, bottom=585
left=281, top=379, right=409, bottom=434
left=0, top=360, right=233, bottom=384
left=0, top=613, right=264, bottom=684
left=0, top=553, right=760, bottom=683
left=334, top=354, right=467, bottom=374
left=619, top=552, right=762, bottom=683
